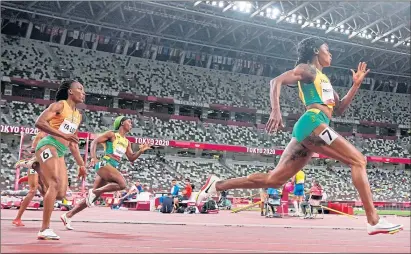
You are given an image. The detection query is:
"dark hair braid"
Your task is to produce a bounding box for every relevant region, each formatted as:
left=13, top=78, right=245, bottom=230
left=295, top=37, right=325, bottom=66
left=55, top=80, right=76, bottom=101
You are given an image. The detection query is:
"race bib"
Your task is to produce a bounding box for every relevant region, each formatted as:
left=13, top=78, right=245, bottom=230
left=40, top=148, right=53, bottom=162
left=58, top=119, right=78, bottom=134
left=113, top=146, right=126, bottom=157
left=321, top=81, right=335, bottom=105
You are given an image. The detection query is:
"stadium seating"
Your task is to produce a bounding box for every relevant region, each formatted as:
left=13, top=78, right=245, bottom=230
left=1, top=35, right=57, bottom=80
left=2, top=35, right=410, bottom=125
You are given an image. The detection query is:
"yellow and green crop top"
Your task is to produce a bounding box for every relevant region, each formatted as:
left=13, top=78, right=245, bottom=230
left=297, top=68, right=335, bottom=109
left=103, top=132, right=129, bottom=161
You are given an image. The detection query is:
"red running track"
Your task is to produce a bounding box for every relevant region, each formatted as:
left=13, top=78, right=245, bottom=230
left=1, top=208, right=410, bottom=253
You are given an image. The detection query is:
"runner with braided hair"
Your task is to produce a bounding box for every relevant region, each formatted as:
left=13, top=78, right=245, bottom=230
left=33, top=80, right=86, bottom=240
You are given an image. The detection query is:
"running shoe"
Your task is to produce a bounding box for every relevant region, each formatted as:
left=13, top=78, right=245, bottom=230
left=37, top=228, right=60, bottom=240
left=367, top=218, right=403, bottom=235
left=195, top=175, right=220, bottom=206
left=12, top=219, right=25, bottom=226
left=60, top=213, right=74, bottom=230
left=85, top=189, right=96, bottom=207
left=15, top=157, right=37, bottom=169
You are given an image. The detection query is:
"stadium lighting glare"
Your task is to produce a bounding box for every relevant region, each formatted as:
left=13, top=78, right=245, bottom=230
left=407, top=42, right=410, bottom=46
left=291, top=18, right=296, bottom=23
left=218, top=1, right=224, bottom=7
left=310, top=22, right=314, bottom=27
left=363, top=30, right=367, bottom=34
left=390, top=39, right=394, bottom=43
left=345, top=29, right=350, bottom=35
left=367, top=34, right=372, bottom=39
left=272, top=8, right=280, bottom=16
left=298, top=19, right=303, bottom=24
left=340, top=24, right=344, bottom=29
left=316, top=23, right=321, bottom=28
left=334, top=27, right=338, bottom=31
left=385, top=37, right=389, bottom=42
left=230, top=1, right=252, bottom=13
left=298, top=15, right=302, bottom=20
left=286, top=17, right=290, bottom=22
left=316, top=19, right=321, bottom=24
left=391, top=35, right=395, bottom=39
left=238, top=1, right=247, bottom=9
left=291, top=14, right=296, bottom=19
left=212, top=1, right=217, bottom=6
left=266, top=8, right=272, bottom=13
left=321, top=24, right=327, bottom=30
left=259, top=11, right=265, bottom=16
left=340, top=28, right=344, bottom=33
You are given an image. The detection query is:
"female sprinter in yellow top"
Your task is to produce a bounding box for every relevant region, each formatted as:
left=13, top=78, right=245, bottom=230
left=60, top=116, right=151, bottom=230
left=34, top=80, right=86, bottom=240
left=196, top=37, right=402, bottom=235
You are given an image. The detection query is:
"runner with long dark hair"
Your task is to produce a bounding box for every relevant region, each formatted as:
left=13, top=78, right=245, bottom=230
left=196, top=37, right=403, bottom=235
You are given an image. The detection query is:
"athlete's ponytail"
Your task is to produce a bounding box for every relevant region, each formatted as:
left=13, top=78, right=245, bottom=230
left=55, top=80, right=76, bottom=101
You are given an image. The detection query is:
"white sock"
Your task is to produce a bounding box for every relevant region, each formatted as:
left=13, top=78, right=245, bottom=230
left=293, top=201, right=299, bottom=214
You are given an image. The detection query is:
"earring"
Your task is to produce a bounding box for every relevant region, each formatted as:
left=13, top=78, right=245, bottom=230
left=313, top=48, right=319, bottom=54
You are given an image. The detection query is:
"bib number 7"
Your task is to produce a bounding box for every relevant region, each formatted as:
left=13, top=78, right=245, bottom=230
left=319, top=127, right=338, bottom=145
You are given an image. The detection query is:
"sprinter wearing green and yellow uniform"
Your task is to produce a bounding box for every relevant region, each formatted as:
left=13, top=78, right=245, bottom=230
left=60, top=116, right=151, bottom=230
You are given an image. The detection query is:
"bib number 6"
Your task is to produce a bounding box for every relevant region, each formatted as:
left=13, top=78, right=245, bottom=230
left=40, top=148, right=53, bottom=162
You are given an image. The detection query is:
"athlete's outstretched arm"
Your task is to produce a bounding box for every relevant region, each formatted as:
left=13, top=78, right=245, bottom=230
left=270, top=64, right=316, bottom=109
left=266, top=64, right=316, bottom=133
left=89, top=131, right=115, bottom=163
left=334, top=62, right=370, bottom=116
left=125, top=143, right=151, bottom=162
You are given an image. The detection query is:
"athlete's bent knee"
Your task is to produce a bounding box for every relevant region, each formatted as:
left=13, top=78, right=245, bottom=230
left=118, top=181, right=127, bottom=190
left=351, top=153, right=367, bottom=169
left=47, top=176, right=61, bottom=192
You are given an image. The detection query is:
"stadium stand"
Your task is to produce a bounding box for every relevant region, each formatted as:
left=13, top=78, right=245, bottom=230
left=2, top=35, right=410, bottom=125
